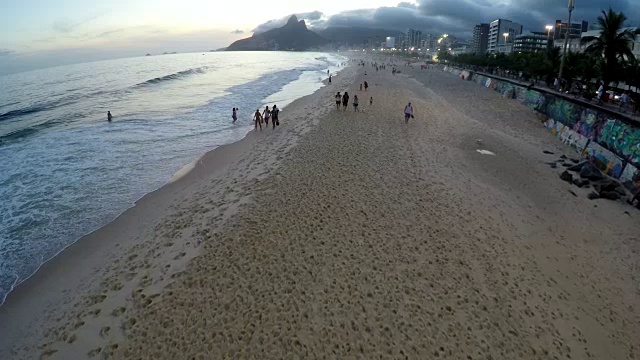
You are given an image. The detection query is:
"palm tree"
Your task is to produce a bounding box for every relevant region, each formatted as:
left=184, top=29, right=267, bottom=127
left=581, top=8, right=639, bottom=86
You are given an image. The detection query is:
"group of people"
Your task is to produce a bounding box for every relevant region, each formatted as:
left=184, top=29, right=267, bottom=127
left=249, top=105, right=280, bottom=131
left=335, top=92, right=375, bottom=112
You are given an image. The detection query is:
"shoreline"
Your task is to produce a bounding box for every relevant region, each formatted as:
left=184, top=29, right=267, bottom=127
left=0, top=61, right=358, bottom=359
left=0, top=58, right=345, bottom=309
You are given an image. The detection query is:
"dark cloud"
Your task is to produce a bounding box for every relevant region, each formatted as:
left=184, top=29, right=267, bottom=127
left=0, top=49, right=14, bottom=56
left=231, top=29, right=244, bottom=34
left=252, top=11, right=326, bottom=33
left=251, top=1, right=640, bottom=39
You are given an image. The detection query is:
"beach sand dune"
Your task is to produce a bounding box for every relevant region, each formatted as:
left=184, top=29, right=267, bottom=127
left=2, top=63, right=639, bottom=359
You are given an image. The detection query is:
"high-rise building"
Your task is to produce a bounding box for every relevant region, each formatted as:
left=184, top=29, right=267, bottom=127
left=472, top=23, right=490, bottom=54
left=554, top=20, right=588, bottom=40
left=513, top=32, right=548, bottom=53
left=488, top=19, right=523, bottom=53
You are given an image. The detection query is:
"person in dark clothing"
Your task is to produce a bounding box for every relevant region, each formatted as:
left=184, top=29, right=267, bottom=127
left=107, top=111, right=113, bottom=122
left=342, top=92, right=349, bottom=110
left=364, top=81, right=368, bottom=91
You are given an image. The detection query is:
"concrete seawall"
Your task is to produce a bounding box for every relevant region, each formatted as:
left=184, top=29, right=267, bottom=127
left=443, top=66, right=640, bottom=194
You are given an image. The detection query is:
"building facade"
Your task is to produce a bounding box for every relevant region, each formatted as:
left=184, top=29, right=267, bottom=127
left=472, top=23, right=490, bottom=54
left=513, top=32, right=548, bottom=53
left=488, top=19, right=523, bottom=53
left=554, top=20, right=588, bottom=40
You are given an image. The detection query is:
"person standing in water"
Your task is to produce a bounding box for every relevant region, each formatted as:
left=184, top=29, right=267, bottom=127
left=342, top=92, right=349, bottom=111
left=404, top=102, right=414, bottom=124
left=262, top=106, right=271, bottom=125
left=232, top=107, right=238, bottom=123
left=335, top=92, right=341, bottom=110
left=353, top=95, right=359, bottom=112
left=253, top=109, right=263, bottom=131
left=107, top=111, right=113, bottom=122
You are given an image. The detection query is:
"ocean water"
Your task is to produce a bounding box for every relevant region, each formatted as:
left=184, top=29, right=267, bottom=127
left=0, top=51, right=346, bottom=305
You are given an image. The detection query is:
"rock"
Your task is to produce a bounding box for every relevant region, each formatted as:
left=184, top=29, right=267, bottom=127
left=573, top=179, right=588, bottom=188
left=579, top=162, right=604, bottom=180
left=568, top=190, right=578, bottom=197
left=548, top=162, right=557, bottom=169
left=567, top=161, right=589, bottom=172
left=562, top=163, right=572, bottom=167
left=587, top=192, right=600, bottom=200
left=560, top=155, right=568, bottom=159
left=595, top=179, right=622, bottom=193
left=559, top=171, right=573, bottom=183
left=600, top=191, right=621, bottom=200
left=570, top=158, right=580, bottom=163
left=543, top=150, right=555, bottom=154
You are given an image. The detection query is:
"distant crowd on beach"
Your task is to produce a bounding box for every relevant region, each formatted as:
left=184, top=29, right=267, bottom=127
left=332, top=59, right=414, bottom=123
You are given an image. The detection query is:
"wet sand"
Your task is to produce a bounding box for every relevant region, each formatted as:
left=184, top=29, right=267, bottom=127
left=2, top=63, right=639, bottom=359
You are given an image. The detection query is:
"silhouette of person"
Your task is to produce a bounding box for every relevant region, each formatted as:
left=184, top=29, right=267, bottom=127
left=107, top=111, right=113, bottom=122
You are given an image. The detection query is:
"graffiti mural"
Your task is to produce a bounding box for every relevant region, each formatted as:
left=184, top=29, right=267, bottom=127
left=573, top=108, right=605, bottom=140
left=583, top=141, right=624, bottom=178
left=597, top=119, right=640, bottom=165
left=544, top=97, right=582, bottom=128
left=620, top=164, right=640, bottom=193
left=450, top=69, right=640, bottom=178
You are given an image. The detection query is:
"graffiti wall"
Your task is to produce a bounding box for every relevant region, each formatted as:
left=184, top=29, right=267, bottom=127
left=449, top=68, right=640, bottom=184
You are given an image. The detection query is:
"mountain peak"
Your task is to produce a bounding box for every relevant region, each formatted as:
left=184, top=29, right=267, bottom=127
left=286, top=15, right=299, bottom=25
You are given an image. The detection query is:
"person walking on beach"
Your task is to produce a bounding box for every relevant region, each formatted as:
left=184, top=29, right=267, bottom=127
left=253, top=109, right=263, bottom=131
left=369, top=96, right=373, bottom=106
left=107, top=111, right=113, bottom=122
left=353, top=95, right=359, bottom=112
left=329, top=74, right=332, bottom=84
left=271, top=105, right=279, bottom=128
left=360, top=83, right=363, bottom=91
left=364, top=81, right=368, bottom=91
left=342, top=92, right=349, bottom=111
left=262, top=106, right=271, bottom=125
left=404, top=102, right=414, bottom=124
left=232, top=107, right=238, bottom=123
left=335, top=92, right=341, bottom=110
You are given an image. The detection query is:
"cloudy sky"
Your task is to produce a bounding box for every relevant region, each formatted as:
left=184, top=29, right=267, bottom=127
left=1, top=0, right=639, bottom=75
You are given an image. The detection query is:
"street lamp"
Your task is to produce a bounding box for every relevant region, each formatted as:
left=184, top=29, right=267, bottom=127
left=503, top=32, right=509, bottom=53
left=545, top=25, right=553, bottom=40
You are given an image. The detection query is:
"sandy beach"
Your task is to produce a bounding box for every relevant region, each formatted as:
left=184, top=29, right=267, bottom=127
left=1, top=61, right=639, bottom=359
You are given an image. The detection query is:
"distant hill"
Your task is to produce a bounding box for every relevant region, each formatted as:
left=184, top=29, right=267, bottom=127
left=227, top=15, right=329, bottom=51
left=318, top=27, right=404, bottom=47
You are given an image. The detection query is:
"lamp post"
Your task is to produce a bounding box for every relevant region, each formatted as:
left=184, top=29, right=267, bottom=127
left=558, top=0, right=575, bottom=81
left=503, top=32, right=509, bottom=53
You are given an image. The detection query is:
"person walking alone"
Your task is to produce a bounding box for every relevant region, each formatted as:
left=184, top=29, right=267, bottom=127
left=404, top=102, right=414, bottom=124
left=353, top=95, right=359, bottom=112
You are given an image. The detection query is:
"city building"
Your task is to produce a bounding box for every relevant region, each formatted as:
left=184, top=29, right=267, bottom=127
left=472, top=23, right=490, bottom=54
left=554, top=20, right=588, bottom=40
left=385, top=36, right=396, bottom=49
left=513, top=32, right=548, bottom=53
left=488, top=19, right=523, bottom=53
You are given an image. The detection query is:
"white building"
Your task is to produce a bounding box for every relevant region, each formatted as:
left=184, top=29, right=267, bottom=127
left=488, top=19, right=523, bottom=53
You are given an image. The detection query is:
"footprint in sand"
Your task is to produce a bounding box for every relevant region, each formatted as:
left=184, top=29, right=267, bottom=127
left=87, top=347, right=101, bottom=357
